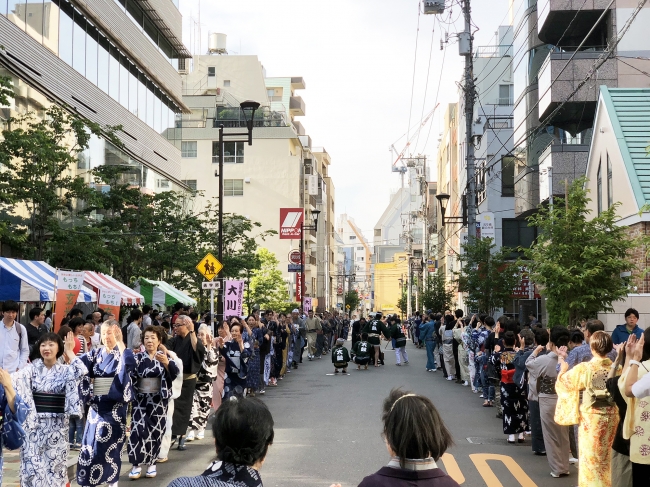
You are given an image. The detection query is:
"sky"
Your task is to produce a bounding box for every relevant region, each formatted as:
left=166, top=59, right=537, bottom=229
left=179, top=0, right=512, bottom=240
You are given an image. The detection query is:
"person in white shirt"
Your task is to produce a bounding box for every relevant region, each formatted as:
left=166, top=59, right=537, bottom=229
left=84, top=322, right=101, bottom=349
left=0, top=300, right=29, bottom=372
left=141, top=305, right=152, bottom=327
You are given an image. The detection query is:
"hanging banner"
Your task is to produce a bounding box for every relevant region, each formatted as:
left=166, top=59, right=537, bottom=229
left=224, top=280, right=244, bottom=318
left=296, top=272, right=302, bottom=303
left=478, top=212, right=495, bottom=240
left=99, top=288, right=122, bottom=323
left=303, top=297, right=313, bottom=313
left=54, top=270, right=85, bottom=332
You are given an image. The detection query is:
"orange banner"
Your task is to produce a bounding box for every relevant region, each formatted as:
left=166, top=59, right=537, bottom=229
left=101, top=305, right=121, bottom=323
left=54, top=289, right=80, bottom=332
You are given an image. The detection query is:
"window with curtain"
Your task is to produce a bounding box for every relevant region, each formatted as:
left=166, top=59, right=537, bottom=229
left=224, top=179, right=244, bottom=196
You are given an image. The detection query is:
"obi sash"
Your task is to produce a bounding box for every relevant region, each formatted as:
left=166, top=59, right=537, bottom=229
left=92, top=377, right=114, bottom=397
left=538, top=375, right=557, bottom=395
left=33, top=392, right=66, bottom=414
left=501, top=369, right=516, bottom=384
left=136, top=377, right=161, bottom=394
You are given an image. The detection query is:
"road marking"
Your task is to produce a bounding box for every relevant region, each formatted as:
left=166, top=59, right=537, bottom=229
left=441, top=453, right=465, bottom=484
left=469, top=454, right=538, bottom=487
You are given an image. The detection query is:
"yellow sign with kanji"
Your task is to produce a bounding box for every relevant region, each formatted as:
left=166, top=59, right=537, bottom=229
left=196, top=253, right=223, bottom=281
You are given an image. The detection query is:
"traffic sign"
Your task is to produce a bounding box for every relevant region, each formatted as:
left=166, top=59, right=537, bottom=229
left=202, top=281, right=221, bottom=290
left=288, top=250, right=301, bottom=265
left=288, top=264, right=301, bottom=272
left=196, top=253, right=223, bottom=281
left=346, top=304, right=350, bottom=309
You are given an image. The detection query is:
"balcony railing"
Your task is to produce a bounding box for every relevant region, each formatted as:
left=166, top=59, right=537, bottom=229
left=474, top=45, right=513, bottom=58
left=211, top=106, right=288, bottom=128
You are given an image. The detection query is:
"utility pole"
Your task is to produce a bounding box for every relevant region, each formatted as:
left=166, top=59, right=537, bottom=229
left=461, top=0, right=477, bottom=239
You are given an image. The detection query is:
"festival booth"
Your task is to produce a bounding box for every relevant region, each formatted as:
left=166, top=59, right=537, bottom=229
left=133, top=278, right=196, bottom=308
left=83, top=271, right=144, bottom=305
left=0, top=257, right=96, bottom=302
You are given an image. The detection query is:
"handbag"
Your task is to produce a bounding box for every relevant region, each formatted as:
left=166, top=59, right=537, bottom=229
left=1, top=397, right=27, bottom=450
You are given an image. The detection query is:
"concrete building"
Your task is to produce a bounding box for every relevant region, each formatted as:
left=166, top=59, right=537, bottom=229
left=584, top=86, right=650, bottom=329
left=513, top=1, right=650, bottom=217
left=176, top=48, right=334, bottom=305
left=337, top=214, right=372, bottom=315
left=0, top=0, right=190, bottom=205
left=374, top=252, right=410, bottom=316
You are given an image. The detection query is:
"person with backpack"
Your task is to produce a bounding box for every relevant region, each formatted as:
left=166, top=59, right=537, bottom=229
left=556, top=330, right=618, bottom=487
left=0, top=300, right=29, bottom=372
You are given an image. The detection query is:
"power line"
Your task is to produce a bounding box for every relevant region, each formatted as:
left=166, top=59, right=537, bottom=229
left=421, top=27, right=448, bottom=154
left=414, top=19, right=437, bottom=152
left=406, top=4, right=422, bottom=144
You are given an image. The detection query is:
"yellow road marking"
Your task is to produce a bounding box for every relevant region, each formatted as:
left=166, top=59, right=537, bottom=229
left=441, top=453, right=465, bottom=484
left=469, top=454, right=538, bottom=487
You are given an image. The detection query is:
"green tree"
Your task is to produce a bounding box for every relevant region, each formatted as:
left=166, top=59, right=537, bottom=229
left=248, top=248, right=290, bottom=311
left=457, top=237, right=520, bottom=315
left=344, top=289, right=360, bottom=314
left=522, top=178, right=638, bottom=327
left=421, top=271, right=455, bottom=313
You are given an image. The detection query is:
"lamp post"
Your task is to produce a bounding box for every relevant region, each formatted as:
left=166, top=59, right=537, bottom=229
left=299, top=209, right=320, bottom=306
left=435, top=193, right=467, bottom=227
left=217, top=100, right=260, bottom=323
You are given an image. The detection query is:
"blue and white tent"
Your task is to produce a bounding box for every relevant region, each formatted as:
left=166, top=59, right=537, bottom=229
left=0, top=257, right=96, bottom=302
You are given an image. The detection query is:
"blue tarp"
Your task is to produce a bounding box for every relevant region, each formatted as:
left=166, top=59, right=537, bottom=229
left=0, top=257, right=96, bottom=302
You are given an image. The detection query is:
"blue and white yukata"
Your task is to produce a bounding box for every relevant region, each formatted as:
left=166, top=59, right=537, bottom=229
left=0, top=383, right=29, bottom=486
left=12, top=358, right=87, bottom=487
left=128, top=352, right=180, bottom=468
left=77, top=346, right=136, bottom=486
left=221, top=341, right=251, bottom=400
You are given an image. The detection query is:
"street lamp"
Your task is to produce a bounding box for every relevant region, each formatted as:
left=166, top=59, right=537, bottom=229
left=299, top=209, right=320, bottom=304
left=216, top=100, right=261, bottom=323
left=436, top=193, right=467, bottom=227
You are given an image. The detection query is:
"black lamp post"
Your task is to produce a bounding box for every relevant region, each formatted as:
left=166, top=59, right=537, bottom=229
left=217, top=100, right=260, bottom=322
left=436, top=193, right=467, bottom=227
left=299, top=209, right=320, bottom=304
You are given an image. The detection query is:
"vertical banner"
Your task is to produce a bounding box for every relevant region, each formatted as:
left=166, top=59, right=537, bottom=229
left=224, top=280, right=244, bottom=318
left=303, top=297, right=312, bottom=313
left=296, top=272, right=302, bottom=303
left=54, top=270, right=85, bottom=332
left=98, top=288, right=122, bottom=323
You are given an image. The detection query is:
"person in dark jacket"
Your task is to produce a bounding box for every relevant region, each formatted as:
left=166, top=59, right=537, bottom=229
left=354, top=389, right=460, bottom=487
left=611, top=308, right=644, bottom=345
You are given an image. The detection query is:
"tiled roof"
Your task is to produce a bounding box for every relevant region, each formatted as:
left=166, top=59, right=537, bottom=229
left=601, top=87, right=650, bottom=207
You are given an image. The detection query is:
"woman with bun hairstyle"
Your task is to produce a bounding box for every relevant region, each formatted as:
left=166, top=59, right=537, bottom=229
left=167, top=396, right=274, bottom=487
left=354, top=389, right=459, bottom=487
left=490, top=330, right=529, bottom=444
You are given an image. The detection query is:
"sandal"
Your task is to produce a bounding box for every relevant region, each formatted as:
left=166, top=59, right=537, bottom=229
left=482, top=401, right=493, bottom=407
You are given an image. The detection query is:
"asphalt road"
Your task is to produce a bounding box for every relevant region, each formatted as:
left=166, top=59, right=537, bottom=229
left=107, top=341, right=578, bottom=487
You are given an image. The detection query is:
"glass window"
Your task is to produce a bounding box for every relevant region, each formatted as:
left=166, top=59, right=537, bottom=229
left=119, top=56, right=129, bottom=109
left=86, top=23, right=98, bottom=85
left=182, top=180, right=197, bottom=191
left=597, top=160, right=602, bottom=216
left=143, top=15, right=157, bottom=46
left=224, top=179, right=243, bottom=196
left=72, top=11, right=85, bottom=75
left=58, top=3, right=73, bottom=66
left=42, top=0, right=59, bottom=54
left=25, top=0, right=44, bottom=43
left=607, top=153, right=613, bottom=209
left=146, top=81, right=154, bottom=127
left=181, top=141, right=197, bottom=158
left=137, top=73, right=147, bottom=122
left=128, top=67, right=138, bottom=115
left=109, top=47, right=119, bottom=100
left=501, top=156, right=515, bottom=197
left=97, top=37, right=109, bottom=93
left=213, top=141, right=244, bottom=163
left=125, top=0, right=143, bottom=28
left=154, top=91, right=162, bottom=133
left=159, top=36, right=173, bottom=60
left=502, top=219, right=537, bottom=253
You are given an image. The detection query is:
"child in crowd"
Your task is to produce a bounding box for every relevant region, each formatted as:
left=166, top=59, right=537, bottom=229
left=332, top=338, right=350, bottom=374
left=353, top=333, right=372, bottom=370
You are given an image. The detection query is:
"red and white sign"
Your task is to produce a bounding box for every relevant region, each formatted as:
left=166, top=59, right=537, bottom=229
left=280, top=208, right=304, bottom=239
left=289, top=250, right=301, bottom=265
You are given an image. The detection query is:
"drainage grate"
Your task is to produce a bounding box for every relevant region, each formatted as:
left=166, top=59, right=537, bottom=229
left=466, top=437, right=510, bottom=445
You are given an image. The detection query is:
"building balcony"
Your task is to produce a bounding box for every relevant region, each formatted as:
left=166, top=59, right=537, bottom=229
left=291, top=77, right=306, bottom=90
left=538, top=50, right=616, bottom=134
left=474, top=45, right=513, bottom=58
left=538, top=0, right=612, bottom=46
left=514, top=165, right=540, bottom=217
left=211, top=106, right=288, bottom=128
left=290, top=96, right=306, bottom=116
left=538, top=137, right=590, bottom=203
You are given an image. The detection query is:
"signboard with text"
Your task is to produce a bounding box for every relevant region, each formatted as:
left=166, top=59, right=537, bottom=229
left=99, top=288, right=122, bottom=323
left=477, top=212, right=495, bottom=240
left=54, top=270, right=85, bottom=332
left=303, top=297, right=313, bottom=313
left=280, top=208, right=304, bottom=239
left=224, top=280, right=244, bottom=318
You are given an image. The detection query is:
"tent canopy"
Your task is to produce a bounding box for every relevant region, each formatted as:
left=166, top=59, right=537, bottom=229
left=0, top=258, right=96, bottom=302
left=133, top=278, right=196, bottom=307
left=84, top=271, right=144, bottom=305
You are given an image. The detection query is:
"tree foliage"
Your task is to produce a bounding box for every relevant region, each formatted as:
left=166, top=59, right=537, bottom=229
left=522, top=178, right=638, bottom=327
left=456, top=237, right=520, bottom=315
left=344, top=289, right=360, bottom=314
left=421, top=271, right=456, bottom=313
left=247, top=248, right=290, bottom=312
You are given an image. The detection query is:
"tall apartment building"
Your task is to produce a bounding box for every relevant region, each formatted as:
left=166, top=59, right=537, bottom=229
left=176, top=48, right=334, bottom=305
left=337, top=214, right=372, bottom=315
left=0, top=0, right=190, bottom=196
left=513, top=0, right=650, bottom=216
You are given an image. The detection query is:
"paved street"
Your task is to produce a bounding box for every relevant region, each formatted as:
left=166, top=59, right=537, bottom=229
left=89, top=341, right=577, bottom=487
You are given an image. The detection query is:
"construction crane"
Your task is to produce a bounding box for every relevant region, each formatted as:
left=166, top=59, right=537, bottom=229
left=389, top=104, right=439, bottom=187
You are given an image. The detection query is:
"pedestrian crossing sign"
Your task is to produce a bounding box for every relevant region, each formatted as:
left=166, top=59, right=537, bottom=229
left=196, top=253, right=223, bottom=281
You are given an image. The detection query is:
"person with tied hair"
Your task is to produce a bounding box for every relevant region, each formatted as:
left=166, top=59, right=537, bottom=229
left=557, top=330, right=619, bottom=487
left=352, top=389, right=459, bottom=487
left=167, top=397, right=274, bottom=487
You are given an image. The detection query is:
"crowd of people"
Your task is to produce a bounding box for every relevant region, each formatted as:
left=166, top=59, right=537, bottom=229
left=0, top=299, right=353, bottom=487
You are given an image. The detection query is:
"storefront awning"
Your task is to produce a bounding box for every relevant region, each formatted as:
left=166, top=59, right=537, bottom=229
left=0, top=258, right=96, bottom=302
left=83, top=271, right=144, bottom=305
left=133, top=278, right=196, bottom=307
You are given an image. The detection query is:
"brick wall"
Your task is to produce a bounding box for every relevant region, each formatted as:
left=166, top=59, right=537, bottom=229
left=625, top=222, right=650, bottom=293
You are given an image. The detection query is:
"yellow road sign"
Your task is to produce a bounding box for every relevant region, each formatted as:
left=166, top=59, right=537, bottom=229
left=196, top=253, right=223, bottom=281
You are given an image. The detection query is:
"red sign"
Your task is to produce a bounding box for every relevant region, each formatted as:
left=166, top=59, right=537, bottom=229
left=280, top=208, right=304, bottom=239
left=289, top=250, right=301, bottom=265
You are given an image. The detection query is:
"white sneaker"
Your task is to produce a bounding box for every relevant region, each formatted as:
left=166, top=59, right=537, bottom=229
left=447, top=376, right=453, bottom=381
left=186, top=431, right=195, bottom=442
left=196, top=429, right=205, bottom=440
left=462, top=381, right=469, bottom=386
left=569, top=457, right=579, bottom=464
